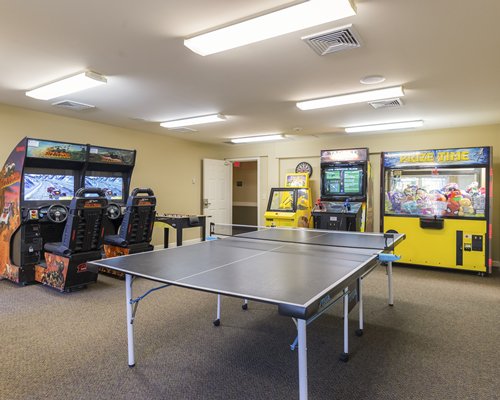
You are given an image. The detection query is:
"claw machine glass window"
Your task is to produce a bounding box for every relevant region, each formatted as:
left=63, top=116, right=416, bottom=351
left=384, top=167, right=487, bottom=218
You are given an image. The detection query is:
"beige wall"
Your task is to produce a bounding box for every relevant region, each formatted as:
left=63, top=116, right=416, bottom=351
left=223, top=124, right=500, bottom=263
left=0, top=104, right=224, bottom=245
left=2, top=103, right=499, bottom=262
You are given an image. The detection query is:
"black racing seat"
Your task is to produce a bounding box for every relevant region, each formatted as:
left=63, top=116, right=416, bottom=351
left=44, top=188, right=108, bottom=257
left=104, top=188, right=156, bottom=252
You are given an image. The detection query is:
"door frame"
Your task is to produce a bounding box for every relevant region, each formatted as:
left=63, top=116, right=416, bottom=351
left=226, top=157, right=261, bottom=226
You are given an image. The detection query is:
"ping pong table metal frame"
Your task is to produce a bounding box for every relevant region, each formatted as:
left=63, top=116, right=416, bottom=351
left=97, top=226, right=403, bottom=400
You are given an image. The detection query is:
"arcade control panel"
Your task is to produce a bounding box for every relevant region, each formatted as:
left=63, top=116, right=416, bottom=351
left=15, top=204, right=123, bottom=268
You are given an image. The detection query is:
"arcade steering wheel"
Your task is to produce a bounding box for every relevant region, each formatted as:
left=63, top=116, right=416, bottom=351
left=46, top=204, right=68, bottom=223
left=106, top=203, right=121, bottom=220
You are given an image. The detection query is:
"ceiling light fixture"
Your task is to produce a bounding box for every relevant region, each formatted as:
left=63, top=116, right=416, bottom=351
left=360, top=75, right=386, bottom=85
left=345, top=120, right=424, bottom=133
left=26, top=71, right=107, bottom=100
left=297, top=86, right=404, bottom=110
left=184, top=0, right=356, bottom=56
left=160, top=114, right=226, bottom=128
left=230, top=134, right=285, bottom=144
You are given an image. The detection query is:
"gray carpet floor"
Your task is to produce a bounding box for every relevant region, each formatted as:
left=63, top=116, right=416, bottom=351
left=1, top=265, right=499, bottom=400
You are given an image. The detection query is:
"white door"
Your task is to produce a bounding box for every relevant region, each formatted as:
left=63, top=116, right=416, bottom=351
left=202, top=159, right=232, bottom=227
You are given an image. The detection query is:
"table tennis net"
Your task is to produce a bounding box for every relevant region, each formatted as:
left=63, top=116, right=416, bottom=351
left=209, top=223, right=398, bottom=251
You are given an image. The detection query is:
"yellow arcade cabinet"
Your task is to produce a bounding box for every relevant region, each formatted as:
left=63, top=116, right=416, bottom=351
left=312, top=148, right=370, bottom=232
left=381, top=146, right=492, bottom=274
left=264, top=173, right=313, bottom=228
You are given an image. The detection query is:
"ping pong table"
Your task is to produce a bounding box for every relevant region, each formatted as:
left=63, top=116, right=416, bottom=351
left=89, top=224, right=404, bottom=400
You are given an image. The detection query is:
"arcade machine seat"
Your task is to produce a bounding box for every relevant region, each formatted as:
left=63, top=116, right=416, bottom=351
left=35, top=188, right=108, bottom=292
left=101, top=188, right=156, bottom=277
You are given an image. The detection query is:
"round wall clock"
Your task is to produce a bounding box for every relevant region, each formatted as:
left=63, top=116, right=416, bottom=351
left=295, top=161, right=313, bottom=177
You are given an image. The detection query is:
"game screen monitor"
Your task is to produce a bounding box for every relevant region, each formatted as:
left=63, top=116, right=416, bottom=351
left=85, top=176, right=123, bottom=200
left=24, top=173, right=75, bottom=201
left=322, top=166, right=364, bottom=197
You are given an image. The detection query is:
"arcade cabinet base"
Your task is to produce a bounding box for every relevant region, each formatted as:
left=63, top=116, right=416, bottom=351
left=34, top=252, right=100, bottom=292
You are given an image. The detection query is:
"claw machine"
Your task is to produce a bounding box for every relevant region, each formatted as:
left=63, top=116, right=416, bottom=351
left=381, top=147, right=492, bottom=274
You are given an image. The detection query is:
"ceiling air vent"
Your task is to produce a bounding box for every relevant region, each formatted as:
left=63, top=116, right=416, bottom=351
left=369, top=98, right=404, bottom=109
left=302, top=24, right=361, bottom=56
left=167, top=127, right=198, bottom=133
left=52, top=100, right=95, bottom=111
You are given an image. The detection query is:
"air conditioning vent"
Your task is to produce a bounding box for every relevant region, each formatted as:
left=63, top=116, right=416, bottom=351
left=369, top=98, right=404, bottom=109
left=52, top=100, right=95, bottom=111
left=167, top=127, right=198, bottom=133
left=302, top=24, right=361, bottom=56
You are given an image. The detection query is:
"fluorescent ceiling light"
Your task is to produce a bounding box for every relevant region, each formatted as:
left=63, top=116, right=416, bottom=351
left=230, top=134, right=285, bottom=144
left=184, top=0, right=356, bottom=56
left=26, top=71, right=107, bottom=100
left=345, top=120, right=424, bottom=133
left=297, top=86, right=405, bottom=110
left=160, top=114, right=226, bottom=128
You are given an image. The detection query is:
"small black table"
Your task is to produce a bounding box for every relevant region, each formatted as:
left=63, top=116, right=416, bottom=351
left=155, top=214, right=208, bottom=248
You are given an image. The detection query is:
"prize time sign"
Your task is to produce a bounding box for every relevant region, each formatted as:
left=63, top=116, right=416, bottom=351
left=383, top=147, right=490, bottom=168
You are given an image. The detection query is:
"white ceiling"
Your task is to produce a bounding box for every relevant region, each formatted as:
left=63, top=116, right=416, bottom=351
left=1, top=0, right=499, bottom=144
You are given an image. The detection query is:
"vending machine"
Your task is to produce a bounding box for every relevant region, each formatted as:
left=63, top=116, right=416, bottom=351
left=264, top=173, right=313, bottom=228
left=381, top=147, right=492, bottom=274
left=312, top=148, right=370, bottom=231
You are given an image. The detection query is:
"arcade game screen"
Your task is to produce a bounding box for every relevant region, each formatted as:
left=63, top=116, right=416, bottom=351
left=84, top=176, right=123, bottom=200
left=24, top=173, right=75, bottom=201
left=322, top=167, right=363, bottom=196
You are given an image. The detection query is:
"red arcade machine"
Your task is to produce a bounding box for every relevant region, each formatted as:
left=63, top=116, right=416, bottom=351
left=0, top=137, right=136, bottom=290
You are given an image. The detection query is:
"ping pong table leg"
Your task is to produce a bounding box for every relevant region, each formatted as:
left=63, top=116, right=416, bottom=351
left=213, top=294, right=221, bottom=326
left=125, top=274, right=135, bottom=367
left=355, top=278, right=364, bottom=337
left=387, top=261, right=394, bottom=306
left=297, top=318, right=308, bottom=400
left=340, top=287, right=349, bottom=362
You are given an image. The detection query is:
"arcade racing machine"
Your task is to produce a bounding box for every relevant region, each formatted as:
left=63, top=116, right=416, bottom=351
left=0, top=137, right=137, bottom=287
left=0, top=138, right=85, bottom=284
left=382, top=147, right=492, bottom=274
left=35, top=188, right=108, bottom=292
left=264, top=173, right=313, bottom=228
left=83, top=144, right=136, bottom=237
left=312, top=148, right=370, bottom=232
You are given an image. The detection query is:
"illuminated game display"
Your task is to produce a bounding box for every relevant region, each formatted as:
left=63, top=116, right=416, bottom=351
left=85, top=176, right=123, bottom=200
left=381, top=146, right=492, bottom=273
left=313, top=148, right=370, bottom=232
left=322, top=166, right=364, bottom=196
left=24, top=173, right=75, bottom=201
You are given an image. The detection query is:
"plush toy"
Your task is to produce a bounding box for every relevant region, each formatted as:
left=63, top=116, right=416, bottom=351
left=443, top=183, right=460, bottom=193
left=431, top=191, right=448, bottom=216
left=445, top=189, right=462, bottom=216
left=466, top=181, right=479, bottom=194
left=458, top=198, right=475, bottom=216
left=415, top=188, right=433, bottom=215
left=471, top=192, right=486, bottom=214
left=388, top=191, right=405, bottom=213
